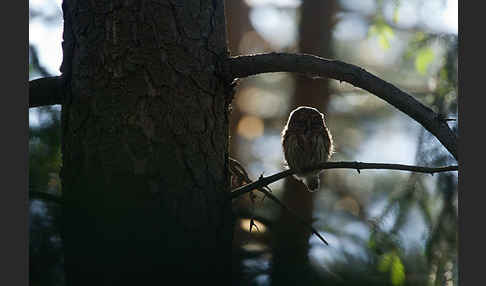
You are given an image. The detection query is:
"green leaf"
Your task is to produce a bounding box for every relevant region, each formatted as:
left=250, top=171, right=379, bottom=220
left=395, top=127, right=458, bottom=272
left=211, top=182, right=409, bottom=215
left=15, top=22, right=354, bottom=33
left=368, top=24, right=378, bottom=36
left=378, top=251, right=406, bottom=286
left=378, top=34, right=391, bottom=50
left=393, top=7, right=399, bottom=24
left=378, top=252, right=393, bottom=272
left=368, top=237, right=376, bottom=249
left=415, top=47, right=435, bottom=74
left=382, top=25, right=394, bottom=38
left=368, top=23, right=395, bottom=50
left=390, top=254, right=405, bottom=286
left=412, top=31, right=426, bottom=44
left=439, top=67, right=448, bottom=81
left=392, top=0, right=402, bottom=24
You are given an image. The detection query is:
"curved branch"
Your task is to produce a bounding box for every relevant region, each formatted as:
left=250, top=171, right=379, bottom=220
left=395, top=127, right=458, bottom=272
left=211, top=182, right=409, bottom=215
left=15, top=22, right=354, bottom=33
left=29, top=76, right=64, bottom=108
left=229, top=161, right=458, bottom=200
left=225, top=53, right=458, bottom=160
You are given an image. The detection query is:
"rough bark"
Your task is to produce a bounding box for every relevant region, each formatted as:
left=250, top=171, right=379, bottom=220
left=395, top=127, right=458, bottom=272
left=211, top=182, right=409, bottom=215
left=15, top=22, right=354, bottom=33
left=59, top=1, right=233, bottom=285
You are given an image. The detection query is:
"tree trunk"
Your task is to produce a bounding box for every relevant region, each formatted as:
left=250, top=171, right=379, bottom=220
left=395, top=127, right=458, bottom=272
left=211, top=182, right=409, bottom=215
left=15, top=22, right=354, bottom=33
left=224, top=0, right=253, bottom=284
left=270, top=0, right=336, bottom=285
left=59, top=1, right=233, bottom=285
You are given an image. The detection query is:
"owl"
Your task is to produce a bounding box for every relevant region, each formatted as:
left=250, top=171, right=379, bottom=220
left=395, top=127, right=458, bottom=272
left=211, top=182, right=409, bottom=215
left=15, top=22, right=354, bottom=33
left=281, top=106, right=334, bottom=191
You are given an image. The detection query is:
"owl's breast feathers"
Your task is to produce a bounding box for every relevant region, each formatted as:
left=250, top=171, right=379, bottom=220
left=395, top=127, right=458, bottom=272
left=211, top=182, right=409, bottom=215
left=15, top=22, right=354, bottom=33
left=283, top=133, right=312, bottom=172
left=283, top=130, right=331, bottom=173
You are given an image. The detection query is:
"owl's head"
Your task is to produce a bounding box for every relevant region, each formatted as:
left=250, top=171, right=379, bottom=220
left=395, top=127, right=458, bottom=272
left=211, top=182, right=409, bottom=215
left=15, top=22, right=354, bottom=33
left=285, top=106, right=326, bottom=133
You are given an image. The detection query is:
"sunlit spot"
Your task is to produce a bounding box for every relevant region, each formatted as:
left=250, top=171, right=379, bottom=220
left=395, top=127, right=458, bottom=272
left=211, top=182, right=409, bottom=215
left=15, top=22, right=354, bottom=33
left=241, top=242, right=267, bottom=253
left=238, top=31, right=269, bottom=54
left=237, top=116, right=264, bottom=140
left=47, top=173, right=60, bottom=190
left=240, top=218, right=267, bottom=233
left=236, top=86, right=287, bottom=118
left=333, top=15, right=369, bottom=41
left=383, top=0, right=418, bottom=29
left=443, top=0, right=458, bottom=34
left=334, top=196, right=360, bottom=217
left=245, top=0, right=301, bottom=8
left=339, top=0, right=376, bottom=14
left=29, top=0, right=63, bottom=76
left=29, top=109, right=40, bottom=126
left=249, top=5, right=297, bottom=48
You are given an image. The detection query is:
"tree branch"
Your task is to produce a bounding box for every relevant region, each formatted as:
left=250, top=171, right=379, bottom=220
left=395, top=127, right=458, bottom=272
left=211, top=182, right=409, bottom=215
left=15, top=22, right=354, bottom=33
left=29, top=76, right=64, bottom=108
left=225, top=53, right=458, bottom=160
left=229, top=161, right=458, bottom=200
left=29, top=190, right=63, bottom=204
left=230, top=157, right=329, bottom=245
left=254, top=186, right=329, bottom=245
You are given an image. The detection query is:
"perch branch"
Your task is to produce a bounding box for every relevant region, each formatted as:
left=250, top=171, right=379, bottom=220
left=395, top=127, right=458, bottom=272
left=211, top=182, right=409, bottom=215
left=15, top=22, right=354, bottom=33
left=225, top=53, right=458, bottom=160
left=230, top=157, right=328, bottom=245
left=230, top=161, right=458, bottom=200
left=29, top=76, right=64, bottom=108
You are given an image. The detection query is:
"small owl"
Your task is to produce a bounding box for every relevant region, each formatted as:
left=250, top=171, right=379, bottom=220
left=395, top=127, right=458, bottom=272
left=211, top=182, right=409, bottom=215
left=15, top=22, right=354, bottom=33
left=281, top=106, right=334, bottom=191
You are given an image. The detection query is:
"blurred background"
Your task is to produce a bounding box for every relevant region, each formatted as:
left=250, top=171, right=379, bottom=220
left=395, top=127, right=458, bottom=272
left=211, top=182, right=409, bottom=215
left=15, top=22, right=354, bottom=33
left=29, top=0, right=458, bottom=285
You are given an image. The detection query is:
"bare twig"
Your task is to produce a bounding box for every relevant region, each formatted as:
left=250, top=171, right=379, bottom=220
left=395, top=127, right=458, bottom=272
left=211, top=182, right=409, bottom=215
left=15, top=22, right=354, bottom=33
left=229, top=157, right=329, bottom=245
left=29, top=76, right=64, bottom=108
left=229, top=161, right=457, bottom=245
left=225, top=53, right=458, bottom=160
left=253, top=185, right=329, bottom=245
left=230, top=161, right=458, bottom=200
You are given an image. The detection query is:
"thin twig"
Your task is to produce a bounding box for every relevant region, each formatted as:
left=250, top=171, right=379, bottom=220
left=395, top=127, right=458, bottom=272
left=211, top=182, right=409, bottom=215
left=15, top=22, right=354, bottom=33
left=230, top=161, right=458, bottom=200
left=253, top=185, right=329, bottom=245
left=229, top=157, right=329, bottom=245
left=225, top=53, right=458, bottom=160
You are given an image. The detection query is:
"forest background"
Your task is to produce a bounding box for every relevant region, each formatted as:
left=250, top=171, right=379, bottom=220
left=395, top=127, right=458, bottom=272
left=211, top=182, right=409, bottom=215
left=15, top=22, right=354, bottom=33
left=29, top=0, right=458, bottom=285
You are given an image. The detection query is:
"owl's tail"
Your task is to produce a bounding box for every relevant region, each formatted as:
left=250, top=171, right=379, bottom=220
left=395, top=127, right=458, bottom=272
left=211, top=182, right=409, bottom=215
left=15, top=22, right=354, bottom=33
left=303, top=175, right=320, bottom=192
